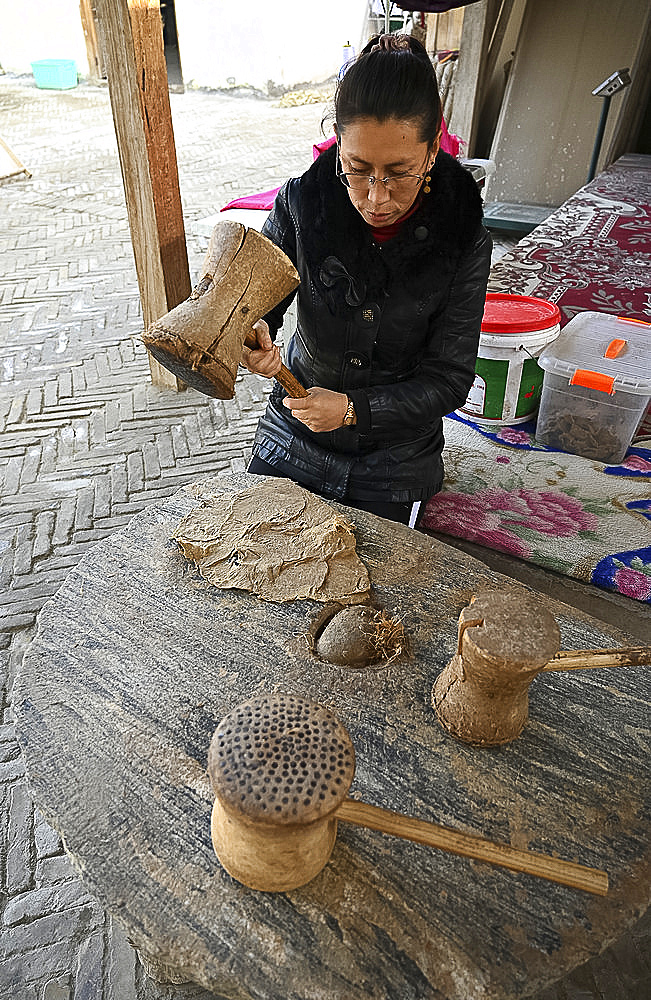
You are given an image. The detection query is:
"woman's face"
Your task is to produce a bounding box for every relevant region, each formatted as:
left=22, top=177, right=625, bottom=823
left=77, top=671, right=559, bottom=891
left=337, top=117, right=439, bottom=228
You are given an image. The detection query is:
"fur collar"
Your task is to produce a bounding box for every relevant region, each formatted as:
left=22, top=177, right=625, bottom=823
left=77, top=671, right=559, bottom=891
left=297, top=144, right=485, bottom=311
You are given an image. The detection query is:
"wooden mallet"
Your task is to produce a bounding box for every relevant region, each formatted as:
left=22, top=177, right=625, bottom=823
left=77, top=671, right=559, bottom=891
left=208, top=693, right=608, bottom=896
left=432, top=590, right=650, bottom=747
left=142, top=220, right=308, bottom=399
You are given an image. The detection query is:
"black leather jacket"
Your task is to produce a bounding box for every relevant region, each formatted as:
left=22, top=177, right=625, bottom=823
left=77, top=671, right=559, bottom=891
left=251, top=146, right=491, bottom=503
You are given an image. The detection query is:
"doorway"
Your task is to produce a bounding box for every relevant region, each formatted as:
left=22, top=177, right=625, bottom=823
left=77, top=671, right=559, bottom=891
left=80, top=1, right=183, bottom=90
left=160, top=1, right=184, bottom=90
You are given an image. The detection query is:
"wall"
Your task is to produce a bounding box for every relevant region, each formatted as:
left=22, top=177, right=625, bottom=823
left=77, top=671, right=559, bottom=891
left=174, top=0, right=368, bottom=93
left=0, top=1, right=367, bottom=92
left=0, top=0, right=90, bottom=75
left=487, top=0, right=649, bottom=206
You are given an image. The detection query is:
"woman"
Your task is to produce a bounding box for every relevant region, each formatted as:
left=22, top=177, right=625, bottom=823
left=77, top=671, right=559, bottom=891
left=243, top=33, right=491, bottom=526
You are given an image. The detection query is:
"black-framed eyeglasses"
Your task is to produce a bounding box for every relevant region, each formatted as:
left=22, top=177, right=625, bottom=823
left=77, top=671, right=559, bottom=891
left=337, top=144, right=429, bottom=193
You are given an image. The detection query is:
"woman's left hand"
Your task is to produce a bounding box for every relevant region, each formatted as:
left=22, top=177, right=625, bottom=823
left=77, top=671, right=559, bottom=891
left=283, top=387, right=349, bottom=433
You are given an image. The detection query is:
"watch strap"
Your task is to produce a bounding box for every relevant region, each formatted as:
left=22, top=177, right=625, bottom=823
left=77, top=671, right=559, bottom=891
left=343, top=398, right=356, bottom=426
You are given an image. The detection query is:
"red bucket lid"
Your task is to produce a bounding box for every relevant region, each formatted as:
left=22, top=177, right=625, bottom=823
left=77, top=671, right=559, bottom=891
left=481, top=293, right=561, bottom=333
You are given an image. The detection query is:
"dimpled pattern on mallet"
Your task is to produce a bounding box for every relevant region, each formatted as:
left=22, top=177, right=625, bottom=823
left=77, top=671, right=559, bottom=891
left=208, top=693, right=356, bottom=825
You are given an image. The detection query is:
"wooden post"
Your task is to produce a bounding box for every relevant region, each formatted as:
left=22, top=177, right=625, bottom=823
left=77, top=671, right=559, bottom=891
left=425, top=8, right=466, bottom=55
left=448, top=0, right=499, bottom=156
left=79, top=0, right=103, bottom=82
left=482, top=0, right=517, bottom=89
left=94, top=0, right=191, bottom=389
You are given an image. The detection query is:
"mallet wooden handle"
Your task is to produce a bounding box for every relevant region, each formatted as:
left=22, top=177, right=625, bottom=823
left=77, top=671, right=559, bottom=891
left=243, top=332, right=309, bottom=399
left=543, top=646, right=651, bottom=672
left=335, top=798, right=608, bottom=896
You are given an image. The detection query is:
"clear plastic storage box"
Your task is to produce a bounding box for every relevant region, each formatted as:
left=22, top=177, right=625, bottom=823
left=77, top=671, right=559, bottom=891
left=536, top=312, right=651, bottom=463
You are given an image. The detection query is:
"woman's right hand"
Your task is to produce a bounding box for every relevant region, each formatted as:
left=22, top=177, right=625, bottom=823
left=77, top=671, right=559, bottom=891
left=241, top=319, right=282, bottom=379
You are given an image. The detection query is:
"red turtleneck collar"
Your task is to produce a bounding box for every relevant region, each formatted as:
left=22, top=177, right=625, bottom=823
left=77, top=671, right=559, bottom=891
left=369, top=195, right=422, bottom=243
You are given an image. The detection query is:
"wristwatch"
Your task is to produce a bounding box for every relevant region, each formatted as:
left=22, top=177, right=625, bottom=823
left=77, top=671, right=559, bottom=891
left=342, top=397, right=356, bottom=426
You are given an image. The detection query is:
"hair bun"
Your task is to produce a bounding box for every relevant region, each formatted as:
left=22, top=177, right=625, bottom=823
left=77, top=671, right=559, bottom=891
left=336, top=32, right=442, bottom=145
left=371, top=33, right=412, bottom=53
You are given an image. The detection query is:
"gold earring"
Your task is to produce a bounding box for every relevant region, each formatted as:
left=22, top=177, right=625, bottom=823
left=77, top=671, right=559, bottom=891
left=423, top=174, right=431, bottom=194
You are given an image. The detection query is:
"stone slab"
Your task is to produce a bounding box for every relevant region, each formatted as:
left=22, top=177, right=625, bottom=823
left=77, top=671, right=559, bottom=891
left=13, top=474, right=650, bottom=1000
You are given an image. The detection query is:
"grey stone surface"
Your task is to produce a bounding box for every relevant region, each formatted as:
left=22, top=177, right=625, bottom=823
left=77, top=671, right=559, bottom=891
left=105, top=917, right=139, bottom=1000
left=33, top=813, right=62, bottom=861
left=12, top=480, right=651, bottom=998
left=43, top=978, right=72, bottom=1000
left=0, top=71, right=648, bottom=1000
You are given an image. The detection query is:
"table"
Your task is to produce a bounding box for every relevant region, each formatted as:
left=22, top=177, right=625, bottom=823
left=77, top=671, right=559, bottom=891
left=422, top=153, right=651, bottom=606
left=14, top=474, right=650, bottom=1000
left=488, top=153, right=651, bottom=324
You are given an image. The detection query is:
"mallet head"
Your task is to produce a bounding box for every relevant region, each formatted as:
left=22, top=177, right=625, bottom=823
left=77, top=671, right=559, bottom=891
left=141, top=220, right=300, bottom=398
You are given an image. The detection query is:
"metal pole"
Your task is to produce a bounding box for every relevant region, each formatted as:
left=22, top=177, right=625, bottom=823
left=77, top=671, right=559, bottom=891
left=587, top=95, right=611, bottom=182
left=385, top=1, right=391, bottom=34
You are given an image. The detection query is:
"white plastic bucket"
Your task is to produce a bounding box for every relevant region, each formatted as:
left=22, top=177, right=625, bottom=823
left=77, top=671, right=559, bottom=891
left=458, top=293, right=561, bottom=425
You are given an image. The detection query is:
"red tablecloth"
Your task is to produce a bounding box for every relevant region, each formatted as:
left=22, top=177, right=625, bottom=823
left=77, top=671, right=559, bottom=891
left=488, top=154, right=651, bottom=324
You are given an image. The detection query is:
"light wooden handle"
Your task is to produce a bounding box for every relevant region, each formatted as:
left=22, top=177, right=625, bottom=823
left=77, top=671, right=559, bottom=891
left=274, top=364, right=310, bottom=399
left=543, top=646, right=651, bottom=672
left=336, top=798, right=608, bottom=896
left=243, top=333, right=309, bottom=399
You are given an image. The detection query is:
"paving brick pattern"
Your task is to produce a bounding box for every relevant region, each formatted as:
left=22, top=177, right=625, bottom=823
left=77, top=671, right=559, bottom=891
left=0, top=76, right=648, bottom=1000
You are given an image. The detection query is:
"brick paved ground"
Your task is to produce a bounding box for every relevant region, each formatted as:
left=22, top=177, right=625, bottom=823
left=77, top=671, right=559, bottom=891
left=0, top=75, right=648, bottom=1000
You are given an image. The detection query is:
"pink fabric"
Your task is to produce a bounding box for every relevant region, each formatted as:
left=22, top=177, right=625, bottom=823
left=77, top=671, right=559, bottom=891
left=220, top=186, right=281, bottom=212
left=313, top=135, right=336, bottom=160
left=439, top=117, right=461, bottom=157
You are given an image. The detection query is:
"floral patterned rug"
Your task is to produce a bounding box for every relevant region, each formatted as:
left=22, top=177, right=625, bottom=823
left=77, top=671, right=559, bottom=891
left=420, top=413, right=651, bottom=603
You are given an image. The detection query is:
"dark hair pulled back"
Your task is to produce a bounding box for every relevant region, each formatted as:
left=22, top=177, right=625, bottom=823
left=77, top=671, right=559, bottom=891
left=332, top=34, right=442, bottom=147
